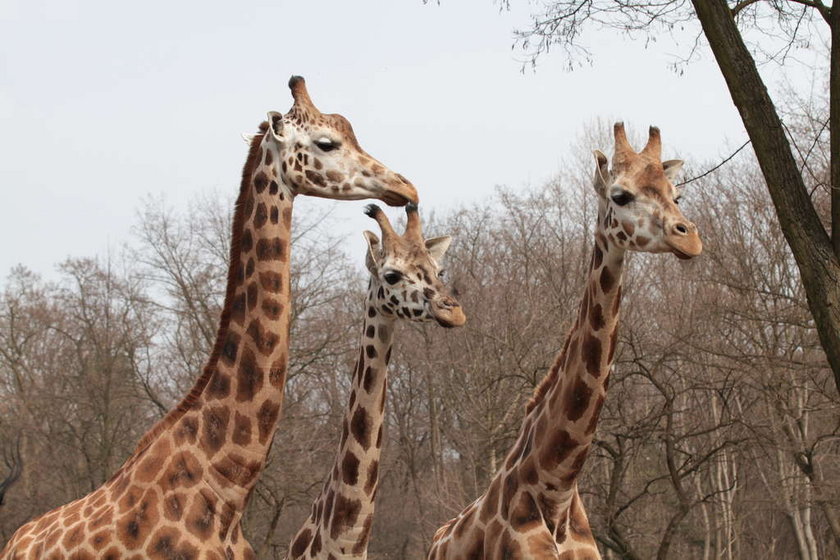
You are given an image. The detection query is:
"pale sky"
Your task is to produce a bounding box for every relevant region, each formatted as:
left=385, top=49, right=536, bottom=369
left=0, top=0, right=824, bottom=279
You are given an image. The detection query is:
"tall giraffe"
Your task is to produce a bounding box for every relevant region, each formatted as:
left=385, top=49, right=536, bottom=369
left=427, top=124, right=703, bottom=560
left=287, top=203, right=465, bottom=560
left=0, top=76, right=418, bottom=560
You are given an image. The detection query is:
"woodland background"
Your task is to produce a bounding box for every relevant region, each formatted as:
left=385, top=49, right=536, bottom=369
left=0, top=96, right=837, bottom=559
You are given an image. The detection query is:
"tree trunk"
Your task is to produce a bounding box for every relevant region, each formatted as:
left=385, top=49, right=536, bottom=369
left=691, top=0, right=840, bottom=394
left=819, top=500, right=840, bottom=548
left=656, top=507, right=691, bottom=560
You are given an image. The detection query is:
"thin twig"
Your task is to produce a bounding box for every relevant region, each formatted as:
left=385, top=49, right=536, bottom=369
left=781, top=120, right=825, bottom=188
left=787, top=0, right=832, bottom=24
left=676, top=139, right=752, bottom=187
left=731, top=0, right=762, bottom=18
left=798, top=117, right=830, bottom=174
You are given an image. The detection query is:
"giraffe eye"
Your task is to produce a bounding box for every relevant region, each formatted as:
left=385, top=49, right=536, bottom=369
left=611, top=191, right=634, bottom=206
left=314, top=138, right=339, bottom=152
left=383, top=271, right=402, bottom=285
left=674, top=196, right=681, bottom=205
left=437, top=269, right=446, bottom=279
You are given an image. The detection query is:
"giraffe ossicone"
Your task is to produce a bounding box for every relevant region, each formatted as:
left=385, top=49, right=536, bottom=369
left=427, top=123, right=702, bottom=560
left=287, top=203, right=464, bottom=560
left=0, top=75, right=417, bottom=560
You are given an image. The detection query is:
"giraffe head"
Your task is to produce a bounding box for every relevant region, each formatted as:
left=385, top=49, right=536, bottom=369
left=362, top=204, right=466, bottom=328
left=592, top=123, right=702, bottom=259
left=260, top=76, right=418, bottom=206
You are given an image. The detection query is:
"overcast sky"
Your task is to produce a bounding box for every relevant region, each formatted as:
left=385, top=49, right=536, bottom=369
left=0, top=0, right=825, bottom=279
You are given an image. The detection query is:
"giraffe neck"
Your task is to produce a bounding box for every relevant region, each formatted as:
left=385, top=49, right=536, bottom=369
left=505, top=226, right=624, bottom=517
left=426, top=218, right=625, bottom=559
left=288, top=289, right=395, bottom=559
left=129, top=134, right=294, bottom=512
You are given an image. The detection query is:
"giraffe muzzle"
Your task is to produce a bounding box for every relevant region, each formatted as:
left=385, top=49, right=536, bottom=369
left=665, top=220, right=703, bottom=259
left=431, top=297, right=466, bottom=328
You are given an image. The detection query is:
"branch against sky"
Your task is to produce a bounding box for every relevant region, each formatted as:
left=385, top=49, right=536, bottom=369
left=510, top=0, right=694, bottom=66
left=508, top=0, right=825, bottom=70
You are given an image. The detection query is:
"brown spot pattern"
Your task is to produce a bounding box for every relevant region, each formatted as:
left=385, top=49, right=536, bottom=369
left=246, top=317, right=280, bottom=355
left=201, top=406, right=230, bottom=455
left=221, top=332, right=240, bottom=366
left=254, top=203, right=268, bottom=229
left=290, top=528, right=312, bottom=558
left=236, top=347, right=263, bottom=402
left=600, top=266, right=614, bottom=293
left=329, top=493, right=361, bottom=540
left=539, top=429, right=579, bottom=470
left=257, top=399, right=281, bottom=444
left=269, top=355, right=287, bottom=388
left=565, top=377, right=594, bottom=422
left=341, top=451, right=360, bottom=485
left=255, top=238, right=286, bottom=262
left=232, top=411, right=252, bottom=446
left=258, top=271, right=283, bottom=294
left=582, top=331, right=602, bottom=376
left=253, top=172, right=268, bottom=193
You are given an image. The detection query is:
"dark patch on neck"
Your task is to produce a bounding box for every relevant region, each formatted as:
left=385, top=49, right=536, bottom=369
left=599, top=266, right=614, bottom=293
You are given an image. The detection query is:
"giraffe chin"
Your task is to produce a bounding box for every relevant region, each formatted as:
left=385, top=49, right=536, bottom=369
left=665, top=237, right=702, bottom=260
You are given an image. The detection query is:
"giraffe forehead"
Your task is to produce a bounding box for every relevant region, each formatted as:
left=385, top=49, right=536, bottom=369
left=612, top=168, right=677, bottom=210
left=620, top=160, right=672, bottom=192
left=383, top=245, right=436, bottom=273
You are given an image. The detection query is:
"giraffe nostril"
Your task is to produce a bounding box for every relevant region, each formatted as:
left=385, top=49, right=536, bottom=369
left=674, top=223, right=689, bottom=235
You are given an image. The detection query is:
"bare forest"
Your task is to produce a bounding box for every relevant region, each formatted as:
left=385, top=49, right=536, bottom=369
left=1, top=114, right=838, bottom=559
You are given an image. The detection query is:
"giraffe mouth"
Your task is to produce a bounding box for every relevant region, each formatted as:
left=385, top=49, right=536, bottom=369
left=432, top=305, right=466, bottom=328
left=671, top=248, right=693, bottom=260
left=381, top=191, right=413, bottom=206
left=380, top=181, right=419, bottom=207
left=435, top=317, right=457, bottom=328
left=665, top=232, right=702, bottom=260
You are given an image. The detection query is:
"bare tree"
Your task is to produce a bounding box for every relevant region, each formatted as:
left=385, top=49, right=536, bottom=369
left=492, top=0, right=840, bottom=397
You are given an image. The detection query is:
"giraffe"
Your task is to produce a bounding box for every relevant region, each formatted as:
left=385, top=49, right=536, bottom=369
left=0, top=76, right=419, bottom=560
left=286, top=203, right=465, bottom=560
left=426, top=124, right=703, bottom=560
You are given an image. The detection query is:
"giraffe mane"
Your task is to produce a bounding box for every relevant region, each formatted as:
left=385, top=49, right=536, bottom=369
left=129, top=121, right=270, bottom=456
left=525, top=329, right=572, bottom=414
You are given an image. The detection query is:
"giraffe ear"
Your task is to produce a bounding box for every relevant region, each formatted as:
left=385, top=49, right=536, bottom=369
left=425, top=236, right=452, bottom=262
left=592, top=150, right=610, bottom=197
left=363, top=231, right=381, bottom=273
left=241, top=133, right=258, bottom=145
left=266, top=111, right=284, bottom=142
left=662, top=159, right=684, bottom=182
